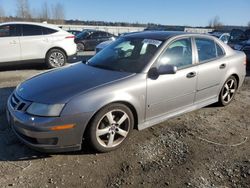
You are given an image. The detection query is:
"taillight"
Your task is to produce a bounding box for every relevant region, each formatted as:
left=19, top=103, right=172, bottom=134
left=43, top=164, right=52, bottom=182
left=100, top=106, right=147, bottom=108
left=244, top=56, right=247, bottom=65
left=65, top=35, right=75, bottom=39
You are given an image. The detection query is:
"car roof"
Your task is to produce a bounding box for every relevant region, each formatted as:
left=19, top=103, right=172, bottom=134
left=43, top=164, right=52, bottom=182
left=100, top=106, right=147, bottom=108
left=0, top=21, right=60, bottom=31
left=123, top=31, right=191, bottom=40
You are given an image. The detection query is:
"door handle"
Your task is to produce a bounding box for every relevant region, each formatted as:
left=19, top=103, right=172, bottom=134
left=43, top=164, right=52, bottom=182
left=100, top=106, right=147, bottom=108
left=219, top=64, right=226, bottom=69
left=186, top=72, right=196, bottom=78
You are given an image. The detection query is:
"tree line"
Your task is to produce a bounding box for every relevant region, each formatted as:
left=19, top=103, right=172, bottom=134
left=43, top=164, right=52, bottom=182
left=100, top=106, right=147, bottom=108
left=0, top=0, right=65, bottom=24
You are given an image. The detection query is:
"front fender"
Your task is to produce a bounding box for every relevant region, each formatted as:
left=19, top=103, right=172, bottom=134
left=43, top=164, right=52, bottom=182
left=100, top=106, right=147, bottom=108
left=61, top=74, right=147, bottom=125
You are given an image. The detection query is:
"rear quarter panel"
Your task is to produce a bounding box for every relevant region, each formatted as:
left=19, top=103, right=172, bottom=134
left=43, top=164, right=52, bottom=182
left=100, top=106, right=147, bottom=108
left=223, top=50, right=246, bottom=89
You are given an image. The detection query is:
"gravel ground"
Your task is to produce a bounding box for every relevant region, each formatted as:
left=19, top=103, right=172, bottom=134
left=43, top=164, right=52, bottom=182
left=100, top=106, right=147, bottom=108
left=0, top=59, right=249, bottom=188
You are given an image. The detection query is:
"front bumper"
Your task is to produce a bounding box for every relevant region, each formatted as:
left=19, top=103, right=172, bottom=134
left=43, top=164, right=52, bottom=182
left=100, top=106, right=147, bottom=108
left=6, top=94, right=92, bottom=153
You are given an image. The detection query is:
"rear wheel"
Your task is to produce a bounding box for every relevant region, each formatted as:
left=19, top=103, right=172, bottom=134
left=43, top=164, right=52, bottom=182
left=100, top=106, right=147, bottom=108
left=87, top=103, right=134, bottom=153
left=218, top=76, right=238, bottom=106
left=46, top=49, right=66, bottom=68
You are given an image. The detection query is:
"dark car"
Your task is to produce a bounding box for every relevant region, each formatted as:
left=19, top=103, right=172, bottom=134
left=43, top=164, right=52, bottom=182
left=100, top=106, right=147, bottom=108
left=74, top=29, right=116, bottom=51
left=67, top=30, right=81, bottom=36
left=229, top=29, right=250, bottom=69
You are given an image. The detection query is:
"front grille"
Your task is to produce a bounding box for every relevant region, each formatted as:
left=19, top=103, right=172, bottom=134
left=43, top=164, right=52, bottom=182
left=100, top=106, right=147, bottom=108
left=10, top=93, right=30, bottom=112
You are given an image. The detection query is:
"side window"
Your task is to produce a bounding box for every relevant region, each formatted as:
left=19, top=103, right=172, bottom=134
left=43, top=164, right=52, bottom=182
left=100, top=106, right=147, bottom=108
left=195, top=38, right=217, bottom=62
left=22, top=25, right=43, bottom=36
left=42, top=27, right=57, bottom=35
left=99, top=32, right=107, bottom=37
left=216, top=43, right=225, bottom=57
left=90, top=32, right=100, bottom=39
left=158, top=38, right=193, bottom=69
left=0, top=25, right=17, bottom=37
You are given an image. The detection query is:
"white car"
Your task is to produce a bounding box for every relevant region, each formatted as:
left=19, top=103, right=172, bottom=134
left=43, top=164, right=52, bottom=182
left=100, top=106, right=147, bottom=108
left=0, top=22, right=77, bottom=68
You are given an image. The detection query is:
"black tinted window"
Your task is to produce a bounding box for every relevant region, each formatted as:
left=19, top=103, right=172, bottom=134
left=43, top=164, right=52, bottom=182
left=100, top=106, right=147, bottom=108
left=42, top=27, right=57, bottom=35
left=159, top=38, right=193, bottom=68
left=90, top=32, right=100, bottom=38
left=0, top=25, right=19, bottom=37
left=99, top=32, right=108, bottom=37
left=195, top=38, right=217, bottom=62
left=22, top=25, right=43, bottom=36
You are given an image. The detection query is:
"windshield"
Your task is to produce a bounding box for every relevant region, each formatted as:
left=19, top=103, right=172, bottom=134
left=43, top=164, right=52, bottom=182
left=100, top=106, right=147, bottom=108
left=88, top=37, right=163, bottom=73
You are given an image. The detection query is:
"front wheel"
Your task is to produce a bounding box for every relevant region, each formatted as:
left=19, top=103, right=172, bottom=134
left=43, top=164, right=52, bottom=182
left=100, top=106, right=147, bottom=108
left=87, top=103, right=134, bottom=153
left=218, top=76, right=238, bottom=106
left=46, top=49, right=66, bottom=68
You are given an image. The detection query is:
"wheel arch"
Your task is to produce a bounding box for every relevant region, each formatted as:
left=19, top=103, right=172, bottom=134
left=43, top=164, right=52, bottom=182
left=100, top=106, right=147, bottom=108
left=231, top=73, right=240, bottom=89
left=83, top=101, right=139, bottom=139
left=46, top=47, right=68, bottom=59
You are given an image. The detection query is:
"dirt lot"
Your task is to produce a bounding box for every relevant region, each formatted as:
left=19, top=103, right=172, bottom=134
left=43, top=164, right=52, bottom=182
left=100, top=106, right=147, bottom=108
left=0, top=60, right=250, bottom=188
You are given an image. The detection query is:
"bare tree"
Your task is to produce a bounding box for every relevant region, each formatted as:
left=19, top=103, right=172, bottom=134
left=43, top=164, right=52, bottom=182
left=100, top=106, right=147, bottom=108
left=0, top=3, right=5, bottom=22
left=40, top=2, right=50, bottom=21
left=51, top=3, right=65, bottom=24
left=16, top=0, right=32, bottom=20
left=208, top=16, right=223, bottom=29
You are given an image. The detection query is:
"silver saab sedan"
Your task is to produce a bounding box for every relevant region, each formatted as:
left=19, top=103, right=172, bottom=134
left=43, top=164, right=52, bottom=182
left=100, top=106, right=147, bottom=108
left=6, top=31, right=246, bottom=153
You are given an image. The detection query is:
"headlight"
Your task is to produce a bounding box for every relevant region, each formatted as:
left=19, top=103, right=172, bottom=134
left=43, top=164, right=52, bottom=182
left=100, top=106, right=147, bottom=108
left=27, top=103, right=65, bottom=117
left=234, top=44, right=243, bottom=51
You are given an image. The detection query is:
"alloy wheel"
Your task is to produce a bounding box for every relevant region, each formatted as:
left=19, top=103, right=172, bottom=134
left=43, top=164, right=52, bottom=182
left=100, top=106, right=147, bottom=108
left=96, top=109, right=130, bottom=148
left=49, top=52, right=65, bottom=67
left=221, top=78, right=237, bottom=104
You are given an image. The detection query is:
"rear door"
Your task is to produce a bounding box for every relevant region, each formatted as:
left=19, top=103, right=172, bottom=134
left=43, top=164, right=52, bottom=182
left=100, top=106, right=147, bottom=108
left=87, top=32, right=101, bottom=50
left=194, top=37, right=227, bottom=103
left=19, top=24, right=50, bottom=60
left=0, top=24, right=21, bottom=63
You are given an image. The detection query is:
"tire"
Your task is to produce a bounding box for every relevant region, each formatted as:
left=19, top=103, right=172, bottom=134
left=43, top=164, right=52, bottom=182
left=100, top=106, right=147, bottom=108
left=77, top=43, right=85, bottom=52
left=87, top=103, right=134, bottom=153
left=46, top=49, right=66, bottom=68
left=218, top=76, right=238, bottom=106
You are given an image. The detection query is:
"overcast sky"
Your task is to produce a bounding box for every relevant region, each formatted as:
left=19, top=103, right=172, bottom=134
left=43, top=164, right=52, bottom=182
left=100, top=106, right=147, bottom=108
left=0, top=0, right=250, bottom=26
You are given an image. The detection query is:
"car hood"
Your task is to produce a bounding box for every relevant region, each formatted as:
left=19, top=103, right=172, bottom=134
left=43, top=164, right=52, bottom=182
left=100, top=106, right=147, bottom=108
left=16, top=63, right=134, bottom=104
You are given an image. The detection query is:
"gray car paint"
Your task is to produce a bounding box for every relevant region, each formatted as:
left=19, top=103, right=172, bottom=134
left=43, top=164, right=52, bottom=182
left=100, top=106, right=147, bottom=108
left=7, top=31, right=246, bottom=152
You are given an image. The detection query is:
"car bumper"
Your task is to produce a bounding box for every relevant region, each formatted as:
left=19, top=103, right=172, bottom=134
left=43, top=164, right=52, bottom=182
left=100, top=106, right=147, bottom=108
left=6, top=95, right=92, bottom=153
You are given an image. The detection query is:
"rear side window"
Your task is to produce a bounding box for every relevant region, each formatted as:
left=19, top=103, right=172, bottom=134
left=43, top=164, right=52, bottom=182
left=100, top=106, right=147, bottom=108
left=42, top=27, right=58, bottom=35
left=195, top=38, right=217, bottom=62
left=216, top=43, right=224, bottom=57
left=22, top=25, right=43, bottom=36
left=0, top=25, right=20, bottom=37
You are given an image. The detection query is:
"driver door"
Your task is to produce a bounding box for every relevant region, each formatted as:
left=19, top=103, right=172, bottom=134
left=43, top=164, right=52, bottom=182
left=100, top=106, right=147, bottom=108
left=146, top=37, right=197, bottom=120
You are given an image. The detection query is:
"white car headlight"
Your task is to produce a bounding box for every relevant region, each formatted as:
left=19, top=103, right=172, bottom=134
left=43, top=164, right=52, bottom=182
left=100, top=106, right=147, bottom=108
left=27, top=103, right=65, bottom=117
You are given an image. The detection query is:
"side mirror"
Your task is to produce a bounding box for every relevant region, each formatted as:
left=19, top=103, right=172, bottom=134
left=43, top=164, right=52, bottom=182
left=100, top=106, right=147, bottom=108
left=148, top=64, right=177, bottom=80
left=158, top=64, right=177, bottom=75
